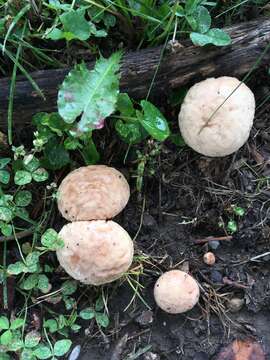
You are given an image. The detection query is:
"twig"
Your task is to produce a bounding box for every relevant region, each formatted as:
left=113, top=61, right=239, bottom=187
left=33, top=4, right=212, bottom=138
left=194, top=235, right=233, bottom=245
left=223, top=277, right=249, bottom=289
left=0, top=229, right=34, bottom=243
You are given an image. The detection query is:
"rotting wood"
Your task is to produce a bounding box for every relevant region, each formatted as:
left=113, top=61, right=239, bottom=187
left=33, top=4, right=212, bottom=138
left=0, top=17, right=270, bottom=129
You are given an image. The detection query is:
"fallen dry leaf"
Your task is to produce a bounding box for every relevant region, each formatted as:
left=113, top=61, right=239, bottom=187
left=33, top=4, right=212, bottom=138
left=216, top=339, right=265, bottom=360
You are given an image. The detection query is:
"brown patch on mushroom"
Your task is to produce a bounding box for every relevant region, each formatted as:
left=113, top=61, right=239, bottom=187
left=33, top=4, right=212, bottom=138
left=57, top=165, right=130, bottom=221
left=56, top=220, right=134, bottom=285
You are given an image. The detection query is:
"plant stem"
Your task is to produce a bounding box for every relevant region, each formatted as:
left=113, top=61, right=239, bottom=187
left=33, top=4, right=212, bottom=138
left=3, top=238, right=8, bottom=309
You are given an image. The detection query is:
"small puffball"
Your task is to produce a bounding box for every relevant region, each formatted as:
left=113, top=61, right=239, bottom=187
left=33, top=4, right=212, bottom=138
left=203, top=252, right=216, bottom=266
left=154, top=270, right=200, bottom=314
left=56, top=220, right=134, bottom=285
left=57, top=165, right=130, bottom=221
left=179, top=76, right=255, bottom=157
left=228, top=297, right=244, bottom=313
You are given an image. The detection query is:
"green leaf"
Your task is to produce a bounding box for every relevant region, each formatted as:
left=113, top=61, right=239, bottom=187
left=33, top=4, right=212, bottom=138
left=23, top=156, right=40, bottom=172
left=64, top=137, right=81, bottom=150
left=185, top=14, right=197, bottom=31
left=95, top=313, right=109, bottom=328
left=43, top=137, right=70, bottom=170
left=185, top=0, right=201, bottom=14
left=60, top=9, right=92, bottom=41
left=15, top=190, right=32, bottom=207
left=81, top=137, right=100, bottom=165
left=41, top=229, right=64, bottom=250
left=0, top=352, right=11, bottom=360
left=95, top=296, right=104, bottom=311
left=44, top=319, right=58, bottom=333
left=227, top=219, right=237, bottom=233
left=139, top=101, right=170, bottom=141
left=37, top=274, right=50, bottom=294
left=24, top=331, right=41, bottom=348
left=0, top=207, right=13, bottom=222
left=64, top=296, right=76, bottom=311
left=70, top=324, right=81, bottom=332
left=34, top=345, right=52, bottom=359
left=0, top=170, right=10, bottom=184
left=25, top=252, right=40, bottom=272
left=79, top=308, right=95, bottom=320
left=53, top=339, right=72, bottom=357
left=21, top=274, right=39, bottom=290
left=10, top=318, right=24, bottom=330
left=0, top=223, right=12, bottom=236
left=115, top=120, right=144, bottom=144
left=14, top=170, right=32, bottom=186
left=194, top=6, right=211, bottom=34
left=58, top=52, right=121, bottom=133
left=21, top=349, right=34, bottom=360
left=33, top=112, right=70, bottom=136
left=0, top=158, right=11, bottom=169
left=117, top=93, right=135, bottom=117
left=32, top=168, right=49, bottom=182
left=61, top=280, right=77, bottom=296
left=169, top=134, right=186, bottom=147
left=190, top=28, right=231, bottom=46
left=0, top=316, right=9, bottom=330
left=233, top=206, right=245, bottom=217
left=8, top=339, right=24, bottom=351
left=46, top=28, right=64, bottom=40
left=7, top=261, right=28, bottom=275
left=0, top=330, right=12, bottom=346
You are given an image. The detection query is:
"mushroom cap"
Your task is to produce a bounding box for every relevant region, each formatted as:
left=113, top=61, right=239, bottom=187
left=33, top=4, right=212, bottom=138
left=178, top=77, right=255, bottom=157
left=56, top=220, right=134, bottom=285
left=203, top=252, right=216, bottom=266
left=154, top=270, right=200, bottom=314
left=57, top=165, right=130, bottom=221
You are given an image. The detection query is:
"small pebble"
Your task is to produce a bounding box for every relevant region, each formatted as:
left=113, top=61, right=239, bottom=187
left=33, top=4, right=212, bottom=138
left=210, top=270, right=223, bottom=283
left=68, top=345, right=81, bottom=360
left=228, top=297, right=244, bottom=313
left=209, top=240, right=220, bottom=250
left=135, top=310, right=153, bottom=327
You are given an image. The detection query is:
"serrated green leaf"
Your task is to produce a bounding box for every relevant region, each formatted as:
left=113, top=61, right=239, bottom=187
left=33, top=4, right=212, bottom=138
left=34, top=345, right=52, bottom=359
left=23, top=156, right=40, bottom=172
left=79, top=308, right=95, bottom=320
left=194, top=6, right=211, bottom=34
left=10, top=318, right=24, bottom=330
left=95, top=313, right=109, bottom=328
left=7, top=261, right=28, bottom=275
left=24, top=331, right=41, bottom=348
left=14, top=170, right=32, bottom=186
left=139, top=100, right=170, bottom=141
left=0, top=170, right=10, bottom=184
left=15, top=190, right=32, bottom=207
left=58, top=52, right=121, bottom=133
left=41, top=229, right=64, bottom=250
left=21, top=273, right=39, bottom=290
left=61, top=280, right=77, bottom=296
left=190, top=28, right=231, bottom=46
left=32, top=168, right=49, bottom=182
left=0, top=207, right=13, bottom=222
left=53, top=339, right=72, bottom=357
left=0, top=330, right=12, bottom=345
left=117, top=93, right=135, bottom=117
left=0, top=316, right=9, bottom=330
left=115, top=120, right=144, bottom=144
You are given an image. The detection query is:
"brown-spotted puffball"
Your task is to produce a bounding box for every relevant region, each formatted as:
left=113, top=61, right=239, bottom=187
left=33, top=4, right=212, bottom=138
left=178, top=77, right=255, bottom=157
left=57, top=165, right=130, bottom=221
left=154, top=270, right=200, bottom=314
left=56, top=220, right=134, bottom=285
left=203, top=252, right=216, bottom=266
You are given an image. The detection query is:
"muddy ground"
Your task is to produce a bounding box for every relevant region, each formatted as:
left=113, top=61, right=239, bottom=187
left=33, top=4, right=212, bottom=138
left=63, top=69, right=270, bottom=360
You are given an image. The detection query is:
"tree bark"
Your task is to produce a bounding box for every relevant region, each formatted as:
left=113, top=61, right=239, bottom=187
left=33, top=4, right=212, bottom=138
left=0, top=17, right=270, bottom=129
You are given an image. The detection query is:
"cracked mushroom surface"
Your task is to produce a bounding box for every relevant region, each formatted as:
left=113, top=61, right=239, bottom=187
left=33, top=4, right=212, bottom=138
left=56, top=220, right=134, bottom=285
left=57, top=165, right=130, bottom=221
left=178, top=76, right=255, bottom=157
left=154, top=270, right=200, bottom=314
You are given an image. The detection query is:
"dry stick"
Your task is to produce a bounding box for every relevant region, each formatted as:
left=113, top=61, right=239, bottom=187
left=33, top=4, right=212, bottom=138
left=0, top=229, right=34, bottom=243
left=194, top=235, right=233, bottom=245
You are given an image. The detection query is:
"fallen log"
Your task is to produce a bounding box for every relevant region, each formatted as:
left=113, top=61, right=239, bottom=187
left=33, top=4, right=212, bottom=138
left=0, top=17, right=270, bottom=129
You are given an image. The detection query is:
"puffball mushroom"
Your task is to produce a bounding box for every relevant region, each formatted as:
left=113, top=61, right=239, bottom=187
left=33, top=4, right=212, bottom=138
left=203, top=252, right=216, bottom=266
left=154, top=270, right=200, bottom=314
left=56, top=220, right=134, bottom=285
left=57, top=165, right=130, bottom=221
left=178, top=76, right=255, bottom=157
